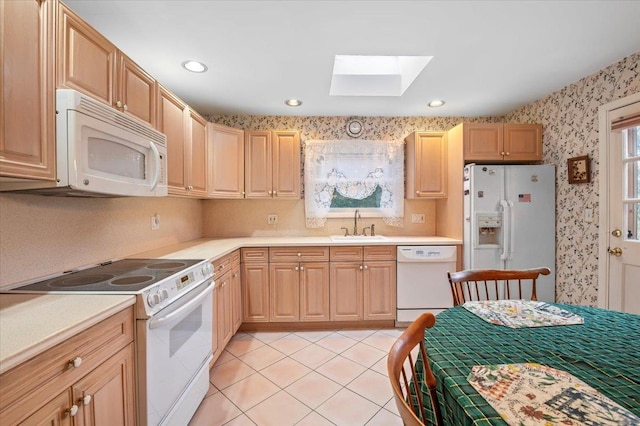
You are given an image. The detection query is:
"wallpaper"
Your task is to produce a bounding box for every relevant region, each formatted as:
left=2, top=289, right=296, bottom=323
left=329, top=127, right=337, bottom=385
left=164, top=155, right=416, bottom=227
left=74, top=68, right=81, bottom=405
left=504, top=51, right=640, bottom=306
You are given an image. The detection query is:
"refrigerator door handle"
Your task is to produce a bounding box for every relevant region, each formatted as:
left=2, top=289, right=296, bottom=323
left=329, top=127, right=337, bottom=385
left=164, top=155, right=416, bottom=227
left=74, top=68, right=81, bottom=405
left=500, top=200, right=510, bottom=261
left=508, top=200, right=515, bottom=260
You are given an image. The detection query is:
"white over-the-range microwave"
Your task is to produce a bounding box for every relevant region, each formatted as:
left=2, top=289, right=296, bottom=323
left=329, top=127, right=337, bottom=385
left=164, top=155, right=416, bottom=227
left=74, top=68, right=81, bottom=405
left=1, top=89, right=168, bottom=197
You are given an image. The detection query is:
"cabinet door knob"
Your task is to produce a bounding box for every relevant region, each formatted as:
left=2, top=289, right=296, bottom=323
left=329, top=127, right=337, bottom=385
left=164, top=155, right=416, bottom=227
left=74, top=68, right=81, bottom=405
left=359, top=265, right=363, bottom=270
left=123, top=104, right=128, bottom=112
left=66, top=405, right=79, bottom=417
left=505, top=152, right=510, bottom=156
left=273, top=191, right=277, bottom=196
left=295, top=266, right=299, bottom=271
left=363, top=265, right=368, bottom=270
left=299, top=266, right=304, bottom=271
left=81, top=395, right=92, bottom=405
left=500, top=151, right=505, bottom=156
left=68, top=357, right=82, bottom=369
left=415, top=191, right=419, bottom=195
left=268, top=191, right=272, bottom=195
left=115, top=100, right=123, bottom=108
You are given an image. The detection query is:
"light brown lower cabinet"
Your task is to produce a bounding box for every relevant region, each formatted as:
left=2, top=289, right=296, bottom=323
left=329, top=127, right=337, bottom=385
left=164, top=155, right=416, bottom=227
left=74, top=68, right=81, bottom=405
left=241, top=248, right=270, bottom=322
left=241, top=246, right=395, bottom=324
left=212, top=250, right=241, bottom=364
left=19, top=346, right=134, bottom=426
left=270, top=261, right=330, bottom=322
left=0, top=307, right=135, bottom=426
left=330, top=246, right=396, bottom=321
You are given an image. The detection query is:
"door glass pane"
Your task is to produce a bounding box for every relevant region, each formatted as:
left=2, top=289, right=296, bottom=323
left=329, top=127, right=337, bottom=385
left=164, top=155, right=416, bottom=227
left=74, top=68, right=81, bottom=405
left=622, top=126, right=639, bottom=241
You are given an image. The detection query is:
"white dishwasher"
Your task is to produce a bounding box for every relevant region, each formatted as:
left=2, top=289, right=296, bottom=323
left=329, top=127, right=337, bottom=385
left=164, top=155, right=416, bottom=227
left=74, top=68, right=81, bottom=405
left=396, top=246, right=457, bottom=324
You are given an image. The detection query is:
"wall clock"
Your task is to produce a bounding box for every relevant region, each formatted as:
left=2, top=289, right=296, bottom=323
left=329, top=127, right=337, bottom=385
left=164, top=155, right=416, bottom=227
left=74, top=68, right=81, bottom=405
left=346, top=118, right=364, bottom=138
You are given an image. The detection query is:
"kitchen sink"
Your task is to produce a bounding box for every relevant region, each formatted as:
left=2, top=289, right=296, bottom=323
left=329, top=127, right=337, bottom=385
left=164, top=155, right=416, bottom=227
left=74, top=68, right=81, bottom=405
left=330, top=235, right=386, bottom=242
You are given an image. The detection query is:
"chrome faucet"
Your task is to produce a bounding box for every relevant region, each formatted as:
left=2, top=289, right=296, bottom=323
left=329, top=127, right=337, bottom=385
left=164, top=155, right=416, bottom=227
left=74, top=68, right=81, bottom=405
left=353, top=209, right=361, bottom=236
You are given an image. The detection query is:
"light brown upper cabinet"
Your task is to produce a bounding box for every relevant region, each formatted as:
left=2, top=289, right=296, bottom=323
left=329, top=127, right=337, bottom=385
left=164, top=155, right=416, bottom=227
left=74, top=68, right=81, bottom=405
left=245, top=130, right=301, bottom=199
left=57, top=3, right=156, bottom=127
left=157, top=85, right=207, bottom=197
left=405, top=131, right=448, bottom=199
left=208, top=124, right=245, bottom=198
left=1, top=0, right=56, bottom=182
left=463, top=123, right=542, bottom=162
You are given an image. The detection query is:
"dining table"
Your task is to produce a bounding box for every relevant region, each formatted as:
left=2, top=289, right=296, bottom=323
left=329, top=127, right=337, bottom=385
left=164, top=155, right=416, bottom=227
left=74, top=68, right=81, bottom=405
left=416, top=303, right=640, bottom=425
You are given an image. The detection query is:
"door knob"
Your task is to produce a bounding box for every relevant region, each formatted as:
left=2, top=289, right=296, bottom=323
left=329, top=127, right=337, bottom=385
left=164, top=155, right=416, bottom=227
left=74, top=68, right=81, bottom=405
left=608, top=247, right=623, bottom=256
left=611, top=229, right=622, bottom=237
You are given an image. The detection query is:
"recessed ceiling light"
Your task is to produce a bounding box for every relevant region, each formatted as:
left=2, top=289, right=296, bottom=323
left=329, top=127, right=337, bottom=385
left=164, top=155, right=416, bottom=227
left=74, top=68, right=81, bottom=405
left=428, top=100, right=445, bottom=107
left=285, top=99, right=303, bottom=107
left=182, top=60, right=208, bottom=73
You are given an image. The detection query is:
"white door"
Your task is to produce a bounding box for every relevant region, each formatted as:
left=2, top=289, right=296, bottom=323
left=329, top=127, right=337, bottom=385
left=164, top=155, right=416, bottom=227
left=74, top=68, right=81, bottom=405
left=599, top=94, right=640, bottom=314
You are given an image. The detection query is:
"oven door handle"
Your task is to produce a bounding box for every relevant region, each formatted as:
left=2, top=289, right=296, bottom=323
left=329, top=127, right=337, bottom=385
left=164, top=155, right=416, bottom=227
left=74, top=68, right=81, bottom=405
left=149, top=280, right=213, bottom=329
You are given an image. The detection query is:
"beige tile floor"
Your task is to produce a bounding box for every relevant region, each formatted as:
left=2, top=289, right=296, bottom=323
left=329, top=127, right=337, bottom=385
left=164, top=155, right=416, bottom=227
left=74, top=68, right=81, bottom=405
left=189, top=328, right=405, bottom=426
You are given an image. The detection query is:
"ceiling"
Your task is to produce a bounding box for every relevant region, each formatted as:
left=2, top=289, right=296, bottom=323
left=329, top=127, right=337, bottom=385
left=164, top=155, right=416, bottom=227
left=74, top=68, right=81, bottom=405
left=64, top=1, right=640, bottom=118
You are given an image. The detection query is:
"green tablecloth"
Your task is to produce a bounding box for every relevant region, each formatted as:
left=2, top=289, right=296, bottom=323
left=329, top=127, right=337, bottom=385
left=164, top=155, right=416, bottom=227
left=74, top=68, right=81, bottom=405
left=416, top=304, right=640, bottom=425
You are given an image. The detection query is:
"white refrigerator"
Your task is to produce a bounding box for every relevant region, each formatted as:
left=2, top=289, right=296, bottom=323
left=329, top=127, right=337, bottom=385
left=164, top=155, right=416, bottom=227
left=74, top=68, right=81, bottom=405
left=463, top=164, right=556, bottom=302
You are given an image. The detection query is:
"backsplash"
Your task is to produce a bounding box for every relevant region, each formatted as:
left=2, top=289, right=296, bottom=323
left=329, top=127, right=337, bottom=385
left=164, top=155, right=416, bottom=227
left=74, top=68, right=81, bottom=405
left=202, top=199, right=437, bottom=238
left=504, top=51, right=640, bottom=306
left=0, top=194, right=202, bottom=288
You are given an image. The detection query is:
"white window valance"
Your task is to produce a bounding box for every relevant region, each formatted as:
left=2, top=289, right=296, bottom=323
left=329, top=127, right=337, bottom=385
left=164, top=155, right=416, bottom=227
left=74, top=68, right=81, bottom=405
left=304, top=140, right=404, bottom=228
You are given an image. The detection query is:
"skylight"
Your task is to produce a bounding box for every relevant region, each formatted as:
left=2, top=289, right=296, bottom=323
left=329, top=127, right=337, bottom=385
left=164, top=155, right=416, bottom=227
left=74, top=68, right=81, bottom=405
left=329, top=55, right=433, bottom=97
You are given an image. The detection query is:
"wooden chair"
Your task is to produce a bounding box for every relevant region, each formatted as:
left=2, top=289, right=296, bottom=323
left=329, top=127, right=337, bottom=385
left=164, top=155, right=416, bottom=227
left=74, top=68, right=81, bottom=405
left=387, top=312, right=443, bottom=426
left=447, top=267, right=551, bottom=306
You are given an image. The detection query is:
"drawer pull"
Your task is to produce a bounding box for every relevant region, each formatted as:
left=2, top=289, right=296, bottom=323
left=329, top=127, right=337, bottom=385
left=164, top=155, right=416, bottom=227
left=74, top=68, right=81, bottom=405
left=67, top=357, right=82, bottom=369
left=81, top=395, right=92, bottom=405
left=66, top=405, right=79, bottom=417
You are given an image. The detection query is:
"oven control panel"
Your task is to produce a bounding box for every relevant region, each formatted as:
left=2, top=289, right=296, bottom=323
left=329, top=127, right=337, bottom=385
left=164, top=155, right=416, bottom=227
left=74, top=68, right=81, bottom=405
left=140, top=260, right=213, bottom=316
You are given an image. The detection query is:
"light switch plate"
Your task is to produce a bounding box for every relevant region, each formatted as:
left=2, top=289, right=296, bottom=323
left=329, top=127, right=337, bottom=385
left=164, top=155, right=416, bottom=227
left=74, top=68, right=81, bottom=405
left=584, top=208, right=593, bottom=223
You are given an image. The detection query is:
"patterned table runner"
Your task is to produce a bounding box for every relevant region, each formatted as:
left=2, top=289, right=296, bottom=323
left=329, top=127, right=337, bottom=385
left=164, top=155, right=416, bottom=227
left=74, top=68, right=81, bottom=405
left=463, top=300, right=584, bottom=328
left=467, top=363, right=640, bottom=425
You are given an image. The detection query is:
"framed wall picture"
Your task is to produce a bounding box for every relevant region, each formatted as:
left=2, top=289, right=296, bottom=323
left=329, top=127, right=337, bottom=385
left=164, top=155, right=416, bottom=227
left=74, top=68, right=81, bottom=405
left=568, top=155, right=590, bottom=184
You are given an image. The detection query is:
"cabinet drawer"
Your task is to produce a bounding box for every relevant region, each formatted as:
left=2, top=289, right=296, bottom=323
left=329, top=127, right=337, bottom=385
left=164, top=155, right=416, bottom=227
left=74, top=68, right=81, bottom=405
left=241, top=247, right=269, bottom=262
left=213, top=250, right=240, bottom=276
left=330, top=246, right=363, bottom=261
left=364, top=245, right=396, bottom=261
left=0, top=307, right=134, bottom=425
left=270, top=247, right=329, bottom=262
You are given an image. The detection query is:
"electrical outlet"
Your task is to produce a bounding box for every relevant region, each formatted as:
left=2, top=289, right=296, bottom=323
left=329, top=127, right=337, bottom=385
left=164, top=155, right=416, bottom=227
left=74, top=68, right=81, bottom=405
left=151, top=214, right=160, bottom=230
left=267, top=214, right=278, bottom=224
left=411, top=213, right=425, bottom=224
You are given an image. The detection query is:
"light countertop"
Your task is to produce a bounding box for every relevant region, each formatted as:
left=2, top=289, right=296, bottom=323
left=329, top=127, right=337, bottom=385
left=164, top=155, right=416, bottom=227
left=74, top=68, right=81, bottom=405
left=0, top=236, right=458, bottom=374
left=0, top=294, right=135, bottom=374
left=132, top=236, right=462, bottom=261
